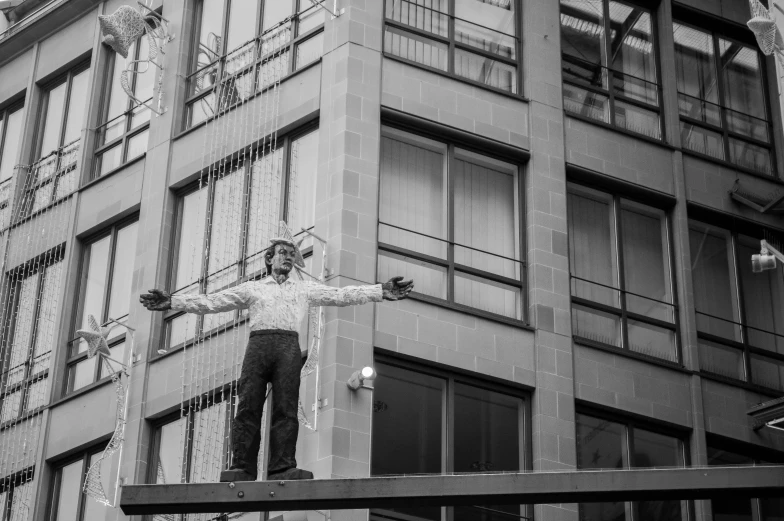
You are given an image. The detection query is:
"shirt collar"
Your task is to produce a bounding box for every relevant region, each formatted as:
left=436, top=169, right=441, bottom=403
left=261, top=275, right=294, bottom=285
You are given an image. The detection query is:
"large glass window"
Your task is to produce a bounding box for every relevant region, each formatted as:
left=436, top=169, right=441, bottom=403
left=21, top=64, right=89, bottom=218
left=378, top=127, right=524, bottom=321
left=0, top=475, right=34, bottom=521
left=65, top=220, right=138, bottom=394
left=568, top=184, right=678, bottom=363
left=50, top=446, right=115, bottom=521
left=94, top=38, right=154, bottom=178
left=384, top=0, right=521, bottom=94
left=577, top=411, right=686, bottom=521
left=0, top=102, right=24, bottom=229
left=185, top=0, right=325, bottom=128
left=707, top=440, right=784, bottom=521
left=689, top=220, right=784, bottom=391
left=163, top=127, right=319, bottom=350
left=370, top=358, right=527, bottom=521
left=561, top=0, right=661, bottom=139
left=0, top=258, right=63, bottom=426
left=674, top=22, right=773, bottom=176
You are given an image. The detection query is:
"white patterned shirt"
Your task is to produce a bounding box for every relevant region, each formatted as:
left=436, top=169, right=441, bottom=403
left=170, top=276, right=383, bottom=332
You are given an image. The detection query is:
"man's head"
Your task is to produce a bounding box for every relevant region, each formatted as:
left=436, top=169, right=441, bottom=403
left=265, top=242, right=297, bottom=276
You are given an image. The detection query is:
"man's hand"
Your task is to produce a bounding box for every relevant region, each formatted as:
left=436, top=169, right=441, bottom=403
left=140, top=288, right=172, bottom=311
left=382, top=276, right=414, bottom=301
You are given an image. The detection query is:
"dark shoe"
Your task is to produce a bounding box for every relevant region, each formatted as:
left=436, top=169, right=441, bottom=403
left=220, top=469, right=257, bottom=482
left=267, top=468, right=314, bottom=480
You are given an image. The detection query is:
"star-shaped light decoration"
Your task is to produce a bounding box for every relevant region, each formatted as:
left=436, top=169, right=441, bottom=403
left=75, top=315, right=114, bottom=358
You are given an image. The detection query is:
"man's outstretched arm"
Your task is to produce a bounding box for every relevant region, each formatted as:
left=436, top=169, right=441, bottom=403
left=306, top=277, right=414, bottom=307
left=140, top=283, right=253, bottom=314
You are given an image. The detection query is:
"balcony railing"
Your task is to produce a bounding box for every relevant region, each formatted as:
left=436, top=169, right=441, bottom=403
left=18, top=139, right=79, bottom=220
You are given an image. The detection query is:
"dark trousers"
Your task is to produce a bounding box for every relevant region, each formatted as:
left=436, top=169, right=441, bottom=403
left=230, top=329, right=302, bottom=477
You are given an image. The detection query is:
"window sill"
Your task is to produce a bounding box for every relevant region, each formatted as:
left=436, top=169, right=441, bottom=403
left=698, top=370, right=784, bottom=398
left=383, top=53, right=529, bottom=103
left=563, top=111, right=675, bottom=150
left=174, top=57, right=322, bottom=141
left=403, top=291, right=534, bottom=331
left=680, top=148, right=783, bottom=184
left=79, top=153, right=147, bottom=193
left=49, top=376, right=116, bottom=409
left=573, top=336, right=691, bottom=374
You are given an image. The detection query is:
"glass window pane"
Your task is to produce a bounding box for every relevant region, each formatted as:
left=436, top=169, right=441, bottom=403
left=453, top=383, right=521, bottom=521
left=719, top=40, right=766, bottom=122
left=576, top=414, right=625, bottom=521
left=246, top=147, right=283, bottom=274
left=263, top=0, right=293, bottom=32
left=728, top=137, right=772, bottom=176
left=609, top=6, right=656, bottom=92
left=40, top=83, right=67, bottom=157
left=689, top=222, right=741, bottom=340
left=698, top=339, right=745, bottom=380
left=82, top=451, right=114, bottom=521
left=104, top=54, right=130, bottom=135
left=713, top=497, right=753, bottom=521
left=563, top=83, right=611, bottom=123
left=453, top=153, right=518, bottom=279
left=53, top=460, right=83, bottom=521
left=298, top=0, right=326, bottom=35
left=133, top=36, right=155, bottom=104
left=454, top=271, right=522, bottom=319
left=673, top=23, right=719, bottom=105
left=196, top=0, right=227, bottom=66
left=81, top=235, right=111, bottom=329
left=32, top=182, right=54, bottom=213
left=295, top=32, right=324, bottom=69
left=386, top=0, right=448, bottom=36
left=25, top=376, right=50, bottom=412
left=371, top=362, right=444, bottom=521
left=155, top=417, right=187, bottom=484
left=560, top=0, right=605, bottom=67
left=175, top=188, right=208, bottom=291
left=750, top=353, right=784, bottom=391
left=63, top=69, right=89, bottom=145
left=99, top=341, right=126, bottom=378
left=0, top=491, right=6, bottom=521
left=680, top=121, right=725, bottom=160
left=0, top=108, right=24, bottom=182
left=0, top=390, right=22, bottom=423
left=226, top=0, right=259, bottom=52
left=632, top=427, right=682, bottom=467
left=9, top=482, right=31, bottom=521
left=614, top=100, right=660, bottom=140
left=454, top=0, right=516, bottom=58
left=678, top=93, right=721, bottom=127
left=287, top=130, right=320, bottom=249
left=108, top=222, right=139, bottom=320
left=738, top=235, right=784, bottom=355
left=454, top=48, right=517, bottom=93
left=126, top=129, right=149, bottom=163
left=384, top=26, right=448, bottom=71
left=97, top=145, right=123, bottom=177
left=377, top=250, right=447, bottom=299
left=167, top=314, right=198, bottom=348
left=620, top=200, right=672, bottom=321
left=572, top=303, right=622, bottom=347
left=568, top=188, right=619, bottom=307
left=189, top=400, right=227, bottom=483
left=761, top=498, right=784, bottom=521
left=379, top=133, right=447, bottom=258
left=627, top=319, right=677, bottom=362
left=71, top=357, right=97, bottom=391
left=206, top=169, right=244, bottom=291
left=725, top=108, right=769, bottom=143
left=8, top=276, right=37, bottom=386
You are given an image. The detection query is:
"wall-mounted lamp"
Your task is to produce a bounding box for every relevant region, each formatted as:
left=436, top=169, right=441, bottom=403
left=347, top=366, right=376, bottom=391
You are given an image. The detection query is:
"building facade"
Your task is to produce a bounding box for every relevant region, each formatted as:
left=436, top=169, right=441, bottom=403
left=0, top=0, right=782, bottom=520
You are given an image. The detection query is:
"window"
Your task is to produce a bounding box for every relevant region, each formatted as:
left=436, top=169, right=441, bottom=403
left=370, top=358, right=528, bottom=521
left=0, top=257, right=63, bottom=426
left=560, top=0, right=661, bottom=139
left=377, top=127, right=524, bottom=321
left=383, top=0, right=521, bottom=94
left=21, top=64, right=90, bottom=218
left=50, top=447, right=115, bottom=521
left=689, top=220, right=784, bottom=391
left=164, top=127, right=319, bottom=350
left=673, top=22, right=773, bottom=176
left=567, top=184, right=678, bottom=363
left=576, top=411, right=687, bottom=521
left=185, top=0, right=325, bottom=128
left=0, top=473, right=34, bottom=521
left=94, top=38, right=154, bottom=178
left=707, top=439, right=784, bottom=521
left=0, top=102, right=24, bottom=228
left=65, top=220, right=138, bottom=394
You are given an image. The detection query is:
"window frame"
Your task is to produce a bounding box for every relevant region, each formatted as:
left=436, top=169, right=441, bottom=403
left=370, top=354, right=532, bottom=521
left=673, top=17, right=777, bottom=178
left=560, top=0, right=664, bottom=140
left=63, top=217, right=138, bottom=395
left=0, top=101, right=25, bottom=183
left=567, top=182, right=681, bottom=365
left=0, top=249, right=63, bottom=429
left=689, top=218, right=784, bottom=393
left=0, top=468, right=35, bottom=521
left=47, top=444, right=110, bottom=521
left=160, top=124, right=318, bottom=353
left=184, top=0, right=326, bottom=129
left=377, top=124, right=528, bottom=326
left=93, top=40, right=154, bottom=179
left=382, top=0, right=524, bottom=97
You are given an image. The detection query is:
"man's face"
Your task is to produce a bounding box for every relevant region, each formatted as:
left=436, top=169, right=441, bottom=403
left=268, top=243, right=296, bottom=275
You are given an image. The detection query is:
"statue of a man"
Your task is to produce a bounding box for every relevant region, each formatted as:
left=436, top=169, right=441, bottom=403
left=140, top=238, right=413, bottom=482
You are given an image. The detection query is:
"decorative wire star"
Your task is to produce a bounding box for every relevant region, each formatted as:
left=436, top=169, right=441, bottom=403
left=75, top=315, right=114, bottom=358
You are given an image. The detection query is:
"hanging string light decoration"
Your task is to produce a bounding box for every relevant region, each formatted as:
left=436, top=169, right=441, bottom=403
left=98, top=2, right=174, bottom=115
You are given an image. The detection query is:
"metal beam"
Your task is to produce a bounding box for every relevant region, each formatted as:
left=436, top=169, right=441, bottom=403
left=120, top=466, right=784, bottom=515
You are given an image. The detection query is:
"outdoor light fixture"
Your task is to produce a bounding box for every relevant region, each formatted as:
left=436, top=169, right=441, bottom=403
left=752, top=240, right=783, bottom=272
left=347, top=366, right=376, bottom=391
left=747, top=396, right=784, bottom=432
